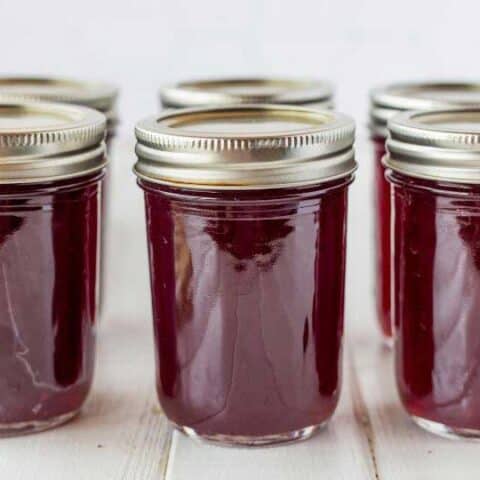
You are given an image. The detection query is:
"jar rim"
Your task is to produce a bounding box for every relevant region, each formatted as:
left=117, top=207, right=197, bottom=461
left=160, top=77, right=333, bottom=109
left=134, top=104, right=356, bottom=190
left=0, top=76, right=118, bottom=113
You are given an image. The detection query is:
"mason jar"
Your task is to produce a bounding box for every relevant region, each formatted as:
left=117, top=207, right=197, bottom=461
left=0, top=101, right=106, bottom=436
left=386, top=108, right=480, bottom=439
left=160, top=77, right=333, bottom=110
left=134, top=105, right=356, bottom=446
left=370, top=82, right=480, bottom=342
left=0, top=77, right=118, bottom=315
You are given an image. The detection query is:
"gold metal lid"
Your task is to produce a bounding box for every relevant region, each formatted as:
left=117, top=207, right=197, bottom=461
left=0, top=76, right=118, bottom=122
left=0, top=101, right=107, bottom=183
left=134, top=105, right=356, bottom=190
left=160, top=78, right=333, bottom=109
left=385, top=108, right=480, bottom=183
left=370, top=82, right=480, bottom=137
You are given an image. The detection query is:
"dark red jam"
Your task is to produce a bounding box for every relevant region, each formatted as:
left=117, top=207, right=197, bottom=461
left=0, top=171, right=103, bottom=434
left=389, top=171, right=480, bottom=431
left=140, top=178, right=352, bottom=439
left=372, top=135, right=392, bottom=339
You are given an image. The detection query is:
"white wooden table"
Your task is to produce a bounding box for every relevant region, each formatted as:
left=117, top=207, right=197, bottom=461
left=1, top=135, right=479, bottom=479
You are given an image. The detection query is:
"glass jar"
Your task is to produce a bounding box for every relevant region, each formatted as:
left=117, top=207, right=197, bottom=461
left=0, top=101, right=106, bottom=436
left=134, top=105, right=356, bottom=446
left=160, top=77, right=333, bottom=110
left=0, top=77, right=118, bottom=315
left=386, top=108, right=480, bottom=439
left=370, top=82, right=480, bottom=342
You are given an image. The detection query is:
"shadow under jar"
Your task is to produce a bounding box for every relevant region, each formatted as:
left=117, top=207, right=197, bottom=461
left=160, top=77, right=334, bottom=110
left=385, top=108, right=480, bottom=439
left=370, top=82, right=480, bottom=343
left=0, top=101, right=107, bottom=436
left=134, top=105, right=356, bottom=446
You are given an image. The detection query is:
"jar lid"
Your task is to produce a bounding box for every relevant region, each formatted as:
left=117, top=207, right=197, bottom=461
left=370, top=82, right=480, bottom=137
left=385, top=108, right=480, bottom=183
left=0, top=101, right=107, bottom=183
left=160, top=78, right=333, bottom=109
left=134, top=105, right=356, bottom=190
left=0, top=76, right=118, bottom=119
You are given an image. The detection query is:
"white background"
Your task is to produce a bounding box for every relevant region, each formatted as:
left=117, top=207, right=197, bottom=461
left=3, top=0, right=479, bottom=130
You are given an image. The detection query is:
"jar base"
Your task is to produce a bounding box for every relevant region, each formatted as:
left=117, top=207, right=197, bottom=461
left=412, top=416, right=480, bottom=441
left=174, top=422, right=327, bottom=447
left=0, top=410, right=79, bottom=438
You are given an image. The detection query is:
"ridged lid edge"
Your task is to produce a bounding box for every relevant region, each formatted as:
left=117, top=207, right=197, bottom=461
left=134, top=104, right=356, bottom=189
left=160, top=77, right=333, bottom=109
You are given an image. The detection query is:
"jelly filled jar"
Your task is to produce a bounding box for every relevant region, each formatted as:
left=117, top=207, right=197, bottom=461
left=160, top=77, right=334, bottom=110
left=385, top=108, right=480, bottom=439
left=0, top=101, right=106, bottom=436
left=370, top=82, right=480, bottom=342
left=134, top=105, right=356, bottom=446
left=0, top=77, right=118, bottom=315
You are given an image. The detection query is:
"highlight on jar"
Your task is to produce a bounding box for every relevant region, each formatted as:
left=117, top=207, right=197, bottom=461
left=0, top=101, right=107, bottom=436
left=160, top=77, right=334, bottom=110
left=385, top=107, right=480, bottom=440
left=134, top=105, right=356, bottom=447
left=369, top=82, right=480, bottom=344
